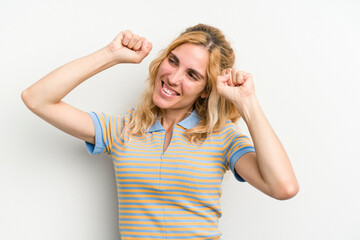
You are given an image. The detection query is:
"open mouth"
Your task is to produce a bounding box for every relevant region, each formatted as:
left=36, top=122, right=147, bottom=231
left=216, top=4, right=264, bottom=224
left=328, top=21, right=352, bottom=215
left=162, top=81, right=180, bottom=96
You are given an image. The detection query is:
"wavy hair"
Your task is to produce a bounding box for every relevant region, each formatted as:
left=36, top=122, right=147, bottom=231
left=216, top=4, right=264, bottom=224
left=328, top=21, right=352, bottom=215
left=128, top=24, right=240, bottom=142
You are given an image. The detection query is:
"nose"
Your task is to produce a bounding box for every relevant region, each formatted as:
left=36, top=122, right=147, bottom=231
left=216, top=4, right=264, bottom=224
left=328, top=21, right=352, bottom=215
left=168, top=69, right=183, bottom=86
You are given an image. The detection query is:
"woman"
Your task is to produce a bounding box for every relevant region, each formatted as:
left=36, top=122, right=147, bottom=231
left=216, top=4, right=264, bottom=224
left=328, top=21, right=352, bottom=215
left=22, top=24, right=299, bottom=240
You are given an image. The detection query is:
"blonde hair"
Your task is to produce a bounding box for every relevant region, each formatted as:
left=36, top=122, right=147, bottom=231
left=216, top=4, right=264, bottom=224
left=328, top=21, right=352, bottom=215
left=129, top=24, right=240, bottom=142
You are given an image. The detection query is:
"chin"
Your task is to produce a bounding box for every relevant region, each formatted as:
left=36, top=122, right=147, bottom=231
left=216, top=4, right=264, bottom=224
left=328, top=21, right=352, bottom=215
left=152, top=94, right=166, bottom=110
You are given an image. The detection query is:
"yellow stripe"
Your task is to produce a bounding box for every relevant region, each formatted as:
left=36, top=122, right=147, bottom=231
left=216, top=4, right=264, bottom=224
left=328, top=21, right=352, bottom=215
left=118, top=220, right=217, bottom=226
left=118, top=204, right=216, bottom=212
left=119, top=215, right=218, bottom=221
left=114, top=162, right=224, bottom=171
left=121, top=236, right=220, bottom=240
left=116, top=178, right=222, bottom=186
left=111, top=154, right=224, bottom=163
left=115, top=171, right=222, bottom=181
left=166, top=147, right=223, bottom=152
left=120, top=231, right=218, bottom=237
left=120, top=225, right=217, bottom=232
left=117, top=194, right=220, bottom=205
left=119, top=209, right=216, bottom=215
left=117, top=199, right=219, bottom=206
left=118, top=184, right=220, bottom=194
left=118, top=189, right=219, bottom=199
left=113, top=158, right=225, bottom=168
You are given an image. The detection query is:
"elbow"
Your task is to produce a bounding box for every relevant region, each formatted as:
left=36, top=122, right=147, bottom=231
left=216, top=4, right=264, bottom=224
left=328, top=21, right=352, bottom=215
left=272, top=181, right=300, bottom=200
left=21, top=88, right=40, bottom=111
left=21, top=88, right=33, bottom=110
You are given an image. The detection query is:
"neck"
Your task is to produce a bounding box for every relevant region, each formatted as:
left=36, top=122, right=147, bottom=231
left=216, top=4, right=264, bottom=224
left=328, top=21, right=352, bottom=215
left=160, top=108, right=192, bottom=131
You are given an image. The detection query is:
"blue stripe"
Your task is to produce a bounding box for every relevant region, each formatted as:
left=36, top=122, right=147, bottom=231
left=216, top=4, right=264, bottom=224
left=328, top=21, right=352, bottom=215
left=116, top=176, right=222, bottom=186
left=120, top=229, right=219, bottom=234
left=118, top=202, right=220, bottom=208
left=118, top=181, right=220, bottom=190
left=118, top=187, right=219, bottom=196
left=114, top=167, right=223, bottom=177
left=118, top=212, right=219, bottom=218
left=120, top=235, right=221, bottom=240
left=112, top=155, right=225, bottom=166
left=119, top=231, right=221, bottom=239
left=119, top=218, right=218, bottom=224
left=119, top=208, right=217, bottom=215
left=118, top=193, right=219, bottom=201
left=117, top=197, right=221, bottom=207
left=119, top=223, right=215, bottom=229
left=112, top=159, right=225, bottom=169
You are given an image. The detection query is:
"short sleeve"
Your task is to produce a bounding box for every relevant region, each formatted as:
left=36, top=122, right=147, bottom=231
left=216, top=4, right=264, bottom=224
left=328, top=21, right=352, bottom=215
left=85, top=109, right=133, bottom=155
left=220, top=121, right=255, bottom=182
left=85, top=112, right=106, bottom=154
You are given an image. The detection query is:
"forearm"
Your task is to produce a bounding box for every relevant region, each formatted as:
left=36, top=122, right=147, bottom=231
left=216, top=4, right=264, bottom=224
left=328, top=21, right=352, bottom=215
left=237, top=96, right=299, bottom=197
left=22, top=47, right=116, bottom=109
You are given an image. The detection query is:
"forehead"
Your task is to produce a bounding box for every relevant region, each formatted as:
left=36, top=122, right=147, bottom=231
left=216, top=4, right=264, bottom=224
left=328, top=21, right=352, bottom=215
left=171, top=43, right=209, bottom=74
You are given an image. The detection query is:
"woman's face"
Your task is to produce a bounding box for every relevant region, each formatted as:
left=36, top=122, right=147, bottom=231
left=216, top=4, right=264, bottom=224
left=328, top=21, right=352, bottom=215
left=152, top=43, right=209, bottom=116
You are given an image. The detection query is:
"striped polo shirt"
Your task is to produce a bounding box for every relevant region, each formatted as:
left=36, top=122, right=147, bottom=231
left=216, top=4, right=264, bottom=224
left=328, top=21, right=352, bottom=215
left=85, top=109, right=255, bottom=240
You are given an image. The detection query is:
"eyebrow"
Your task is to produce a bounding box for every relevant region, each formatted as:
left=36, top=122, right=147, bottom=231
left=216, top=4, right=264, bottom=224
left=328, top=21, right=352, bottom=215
left=168, top=52, right=206, bottom=80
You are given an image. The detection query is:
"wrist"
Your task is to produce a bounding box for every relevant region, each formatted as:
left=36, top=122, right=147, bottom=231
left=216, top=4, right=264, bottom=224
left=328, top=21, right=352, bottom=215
left=234, top=95, right=262, bottom=123
left=101, top=46, right=120, bottom=65
left=88, top=47, right=120, bottom=72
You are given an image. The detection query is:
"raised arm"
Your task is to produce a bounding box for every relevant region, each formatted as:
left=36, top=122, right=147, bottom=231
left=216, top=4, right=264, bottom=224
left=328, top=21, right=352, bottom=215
left=21, top=31, right=152, bottom=144
left=216, top=69, right=299, bottom=200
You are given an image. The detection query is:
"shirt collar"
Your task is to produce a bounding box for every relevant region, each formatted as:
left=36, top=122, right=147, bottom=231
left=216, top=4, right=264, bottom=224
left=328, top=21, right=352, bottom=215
left=147, top=110, right=201, bottom=133
left=147, top=119, right=164, bottom=132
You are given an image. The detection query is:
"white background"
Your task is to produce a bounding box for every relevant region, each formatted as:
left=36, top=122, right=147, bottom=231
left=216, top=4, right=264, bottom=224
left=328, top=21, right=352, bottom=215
left=1, top=0, right=359, bottom=239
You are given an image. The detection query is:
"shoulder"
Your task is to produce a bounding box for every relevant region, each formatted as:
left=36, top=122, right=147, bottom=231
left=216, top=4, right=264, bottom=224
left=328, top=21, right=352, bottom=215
left=217, top=120, right=252, bottom=144
left=218, top=120, right=239, bottom=134
left=123, top=108, right=135, bottom=123
left=92, top=108, right=134, bottom=128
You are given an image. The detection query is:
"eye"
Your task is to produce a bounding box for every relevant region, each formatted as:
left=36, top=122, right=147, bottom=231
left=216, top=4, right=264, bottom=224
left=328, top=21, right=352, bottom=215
left=188, top=71, right=198, bottom=81
left=168, top=57, right=176, bottom=65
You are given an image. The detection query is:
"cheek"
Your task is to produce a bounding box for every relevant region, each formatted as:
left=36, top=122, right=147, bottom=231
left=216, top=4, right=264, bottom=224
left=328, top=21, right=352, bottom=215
left=157, top=61, right=172, bottom=75
left=183, top=81, right=207, bottom=96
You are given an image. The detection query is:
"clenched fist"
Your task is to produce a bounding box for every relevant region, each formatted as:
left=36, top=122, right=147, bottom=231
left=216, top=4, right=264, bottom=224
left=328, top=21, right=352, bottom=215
left=107, top=30, right=153, bottom=64
left=216, top=68, right=255, bottom=102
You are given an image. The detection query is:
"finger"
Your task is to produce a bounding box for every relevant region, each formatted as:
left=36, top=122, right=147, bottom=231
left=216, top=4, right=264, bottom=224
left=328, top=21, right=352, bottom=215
left=243, top=72, right=252, bottom=82
left=221, top=68, right=230, bottom=76
left=216, top=73, right=229, bottom=85
left=127, top=34, right=140, bottom=49
left=133, top=37, right=144, bottom=51
left=122, top=30, right=133, bottom=46
left=137, top=39, right=153, bottom=60
left=231, top=69, right=242, bottom=86
left=218, top=68, right=233, bottom=86
left=242, top=71, right=253, bottom=86
left=227, top=69, right=235, bottom=87
left=230, top=69, right=236, bottom=85
left=236, top=71, right=245, bottom=86
left=113, top=32, right=124, bottom=45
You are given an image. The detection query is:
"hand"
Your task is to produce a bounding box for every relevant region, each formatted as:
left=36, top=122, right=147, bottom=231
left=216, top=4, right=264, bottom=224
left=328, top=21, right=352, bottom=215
left=216, top=68, right=256, bottom=109
left=107, top=30, right=152, bottom=64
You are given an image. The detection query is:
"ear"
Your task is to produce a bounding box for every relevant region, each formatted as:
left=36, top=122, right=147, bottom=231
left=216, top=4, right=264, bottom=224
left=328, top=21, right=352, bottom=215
left=200, top=90, right=208, bottom=99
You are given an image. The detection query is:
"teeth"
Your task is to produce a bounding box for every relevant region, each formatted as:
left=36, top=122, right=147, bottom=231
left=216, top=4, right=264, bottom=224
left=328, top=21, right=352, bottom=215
left=162, top=83, right=177, bottom=95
